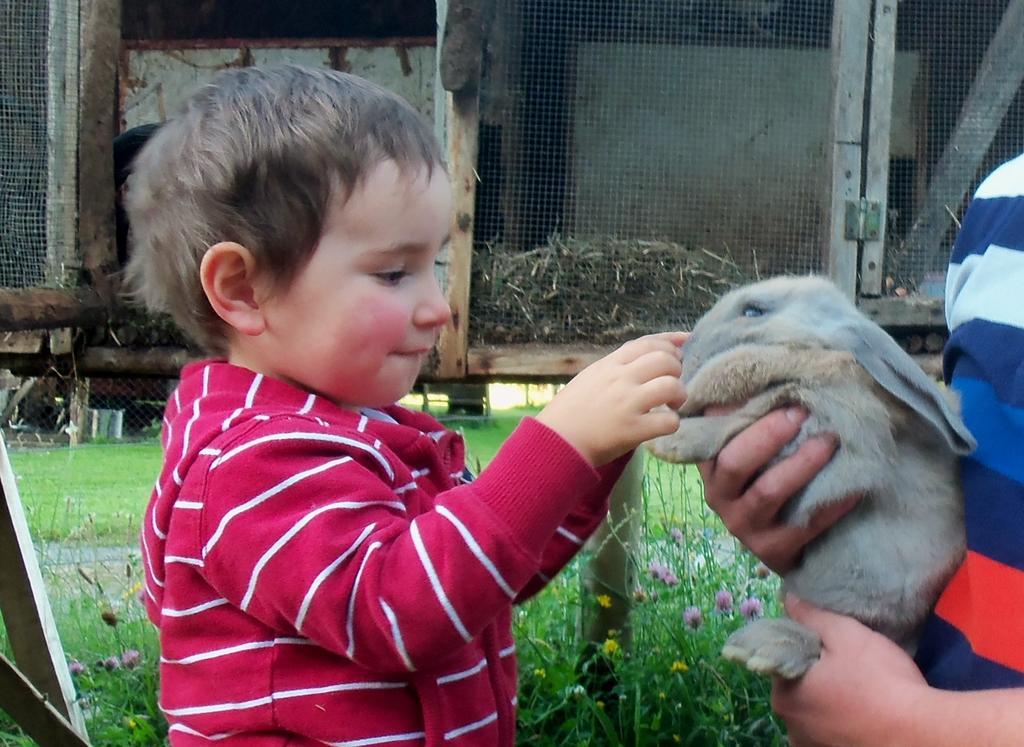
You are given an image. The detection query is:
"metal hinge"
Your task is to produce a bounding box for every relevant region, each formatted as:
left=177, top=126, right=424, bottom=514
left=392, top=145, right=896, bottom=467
left=844, top=198, right=882, bottom=241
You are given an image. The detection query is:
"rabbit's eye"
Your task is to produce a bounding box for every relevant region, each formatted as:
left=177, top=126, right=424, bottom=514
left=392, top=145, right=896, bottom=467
left=742, top=305, right=766, bottom=318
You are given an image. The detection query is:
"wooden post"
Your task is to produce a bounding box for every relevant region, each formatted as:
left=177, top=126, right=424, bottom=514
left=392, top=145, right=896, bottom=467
left=825, top=0, right=871, bottom=299
left=859, top=0, right=897, bottom=297
left=435, top=0, right=486, bottom=379
left=77, top=0, right=122, bottom=299
left=46, top=0, right=80, bottom=287
left=0, top=655, right=89, bottom=747
left=0, top=433, right=88, bottom=739
left=903, top=0, right=1024, bottom=270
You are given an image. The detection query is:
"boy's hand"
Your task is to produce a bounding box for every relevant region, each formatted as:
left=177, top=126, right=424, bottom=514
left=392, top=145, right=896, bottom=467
left=772, top=596, right=928, bottom=747
left=699, top=407, right=860, bottom=574
left=536, top=333, right=687, bottom=466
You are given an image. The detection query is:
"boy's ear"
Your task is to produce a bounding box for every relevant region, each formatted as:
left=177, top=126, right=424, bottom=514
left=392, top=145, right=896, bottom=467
left=200, top=242, right=266, bottom=336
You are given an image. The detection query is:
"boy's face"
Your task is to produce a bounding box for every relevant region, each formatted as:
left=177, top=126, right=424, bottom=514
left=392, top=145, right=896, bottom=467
left=248, top=159, right=452, bottom=409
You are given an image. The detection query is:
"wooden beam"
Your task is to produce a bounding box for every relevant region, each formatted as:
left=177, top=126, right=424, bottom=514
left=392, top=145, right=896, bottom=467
left=0, top=434, right=87, bottom=736
left=859, top=0, right=897, bottom=296
left=825, top=0, right=871, bottom=299
left=903, top=0, right=1024, bottom=268
left=0, top=288, right=107, bottom=332
left=78, top=0, right=122, bottom=298
left=0, top=654, right=89, bottom=747
left=0, top=346, right=197, bottom=378
left=858, top=296, right=945, bottom=327
left=467, top=344, right=613, bottom=379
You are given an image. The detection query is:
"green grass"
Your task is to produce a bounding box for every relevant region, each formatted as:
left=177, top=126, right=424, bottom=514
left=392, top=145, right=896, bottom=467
left=7, top=442, right=163, bottom=544
left=1, top=409, right=781, bottom=745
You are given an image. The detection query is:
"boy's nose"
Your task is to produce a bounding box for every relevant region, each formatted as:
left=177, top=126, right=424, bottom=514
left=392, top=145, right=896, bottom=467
left=415, top=277, right=452, bottom=329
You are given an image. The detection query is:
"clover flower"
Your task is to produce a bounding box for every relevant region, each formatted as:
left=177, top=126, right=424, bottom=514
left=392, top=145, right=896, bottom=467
left=740, top=596, right=764, bottom=620
left=682, top=605, right=703, bottom=630
left=69, top=659, right=85, bottom=676
left=669, top=527, right=684, bottom=545
left=714, top=589, right=734, bottom=613
left=120, top=649, right=141, bottom=669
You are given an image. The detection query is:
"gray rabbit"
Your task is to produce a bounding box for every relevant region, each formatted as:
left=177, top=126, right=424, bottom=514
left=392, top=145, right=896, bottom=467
left=647, top=275, right=975, bottom=679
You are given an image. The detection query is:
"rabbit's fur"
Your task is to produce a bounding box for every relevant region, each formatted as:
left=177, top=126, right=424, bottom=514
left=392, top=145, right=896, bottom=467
left=647, top=275, right=975, bottom=679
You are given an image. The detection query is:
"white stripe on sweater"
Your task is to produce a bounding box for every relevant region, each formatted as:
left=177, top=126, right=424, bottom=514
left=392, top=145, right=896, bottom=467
left=162, top=680, right=406, bottom=716
left=203, top=456, right=354, bottom=557
left=410, top=520, right=471, bottom=642
left=295, top=524, right=376, bottom=632
left=380, top=599, right=414, bottom=671
left=436, top=505, right=515, bottom=599
left=242, top=501, right=404, bottom=610
left=325, top=731, right=427, bottom=747
left=210, top=431, right=394, bottom=481
left=142, top=533, right=164, bottom=588
left=298, top=392, right=317, bottom=415
left=167, top=723, right=238, bottom=741
left=161, top=636, right=311, bottom=665
left=444, top=711, right=498, bottom=740
left=346, top=541, right=383, bottom=659
left=173, top=364, right=210, bottom=486
left=165, top=555, right=203, bottom=567
left=436, top=658, right=487, bottom=685
left=161, top=598, right=228, bottom=618
left=222, top=373, right=264, bottom=431
left=556, top=526, right=584, bottom=546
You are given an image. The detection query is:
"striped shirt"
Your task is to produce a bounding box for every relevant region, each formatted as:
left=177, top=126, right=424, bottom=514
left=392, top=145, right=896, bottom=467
left=143, top=361, right=623, bottom=745
left=915, top=152, right=1024, bottom=689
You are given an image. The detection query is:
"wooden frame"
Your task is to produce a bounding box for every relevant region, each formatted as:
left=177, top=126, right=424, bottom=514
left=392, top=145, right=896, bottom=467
left=0, top=433, right=89, bottom=743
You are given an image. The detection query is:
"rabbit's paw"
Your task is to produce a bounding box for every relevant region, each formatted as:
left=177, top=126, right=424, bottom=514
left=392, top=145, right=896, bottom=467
left=721, top=618, right=821, bottom=680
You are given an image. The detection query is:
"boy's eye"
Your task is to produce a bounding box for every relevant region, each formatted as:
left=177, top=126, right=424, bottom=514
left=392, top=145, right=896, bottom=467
left=376, top=270, right=408, bottom=285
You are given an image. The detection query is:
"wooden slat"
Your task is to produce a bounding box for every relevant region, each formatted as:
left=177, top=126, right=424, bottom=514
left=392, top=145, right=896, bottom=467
left=46, top=0, right=80, bottom=286
left=467, top=344, right=613, bottom=379
left=859, top=0, right=897, bottom=296
left=0, top=288, right=107, bottom=332
left=825, top=0, right=871, bottom=299
left=435, top=93, right=481, bottom=378
left=77, top=0, right=122, bottom=298
left=858, top=295, right=945, bottom=327
left=0, top=654, right=89, bottom=747
left=0, top=434, right=88, bottom=736
left=903, top=0, right=1024, bottom=268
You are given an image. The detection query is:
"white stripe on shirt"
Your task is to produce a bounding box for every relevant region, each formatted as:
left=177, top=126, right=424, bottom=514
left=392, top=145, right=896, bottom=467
left=161, top=598, right=229, bottom=618
left=946, top=245, right=1024, bottom=332
left=203, top=456, right=354, bottom=557
left=211, top=431, right=394, bottom=481
left=346, top=541, right=383, bottom=659
left=295, top=524, right=376, bottom=633
left=410, top=520, right=472, bottom=642
left=436, top=505, right=516, bottom=599
left=444, top=711, right=498, bottom=740
left=379, top=599, right=414, bottom=671
left=242, top=501, right=404, bottom=610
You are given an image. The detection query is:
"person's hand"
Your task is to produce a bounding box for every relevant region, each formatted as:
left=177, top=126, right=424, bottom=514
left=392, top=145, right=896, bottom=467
left=536, top=332, right=687, bottom=466
left=698, top=407, right=859, bottom=573
left=773, top=596, right=929, bottom=747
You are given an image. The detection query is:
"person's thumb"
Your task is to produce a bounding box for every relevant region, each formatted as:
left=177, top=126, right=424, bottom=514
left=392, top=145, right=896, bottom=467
left=784, top=593, right=836, bottom=628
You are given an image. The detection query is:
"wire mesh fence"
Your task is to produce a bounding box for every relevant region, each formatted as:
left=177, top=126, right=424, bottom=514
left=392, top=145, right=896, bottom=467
left=470, top=0, right=1024, bottom=344
left=0, top=0, right=79, bottom=289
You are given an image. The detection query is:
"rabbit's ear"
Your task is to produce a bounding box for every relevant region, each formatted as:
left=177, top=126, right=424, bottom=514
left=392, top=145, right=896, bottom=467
left=840, top=318, right=976, bottom=455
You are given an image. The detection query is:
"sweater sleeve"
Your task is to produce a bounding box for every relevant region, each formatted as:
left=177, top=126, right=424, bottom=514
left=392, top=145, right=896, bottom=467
left=515, top=452, right=632, bottom=602
left=195, top=416, right=602, bottom=674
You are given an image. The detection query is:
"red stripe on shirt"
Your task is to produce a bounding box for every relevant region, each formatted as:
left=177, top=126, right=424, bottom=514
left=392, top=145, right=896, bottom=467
left=934, top=551, right=1024, bottom=673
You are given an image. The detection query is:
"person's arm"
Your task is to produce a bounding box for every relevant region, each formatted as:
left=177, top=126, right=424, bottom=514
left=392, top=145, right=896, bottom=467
left=774, top=597, right=1024, bottom=747
left=697, top=406, right=859, bottom=573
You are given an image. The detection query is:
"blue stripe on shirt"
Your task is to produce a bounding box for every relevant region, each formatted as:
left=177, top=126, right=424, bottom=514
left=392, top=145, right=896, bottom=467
left=954, top=376, right=1024, bottom=485
left=916, top=615, right=1024, bottom=690
left=959, top=459, right=1024, bottom=572
left=949, top=198, right=1024, bottom=264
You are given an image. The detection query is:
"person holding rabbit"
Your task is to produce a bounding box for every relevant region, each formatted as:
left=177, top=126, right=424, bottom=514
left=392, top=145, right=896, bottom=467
left=124, top=64, right=688, bottom=745
left=702, top=152, right=1024, bottom=746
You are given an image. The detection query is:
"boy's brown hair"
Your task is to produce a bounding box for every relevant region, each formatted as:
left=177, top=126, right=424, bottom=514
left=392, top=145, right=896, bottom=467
left=123, top=64, right=444, bottom=355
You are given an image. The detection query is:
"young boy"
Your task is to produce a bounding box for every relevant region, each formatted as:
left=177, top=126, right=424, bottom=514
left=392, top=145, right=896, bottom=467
left=124, top=65, right=686, bottom=746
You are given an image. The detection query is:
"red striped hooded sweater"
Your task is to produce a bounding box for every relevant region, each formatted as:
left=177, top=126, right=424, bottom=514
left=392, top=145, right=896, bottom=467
left=143, top=361, right=624, bottom=745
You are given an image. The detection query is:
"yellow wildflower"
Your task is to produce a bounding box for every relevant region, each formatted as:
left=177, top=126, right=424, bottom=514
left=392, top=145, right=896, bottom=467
left=533, top=667, right=546, bottom=679
left=596, top=701, right=606, bottom=710
left=673, top=736, right=682, bottom=743
left=602, top=638, right=620, bottom=656
left=670, top=660, right=689, bottom=673
left=659, top=691, right=667, bottom=700
left=596, top=594, right=613, bottom=609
